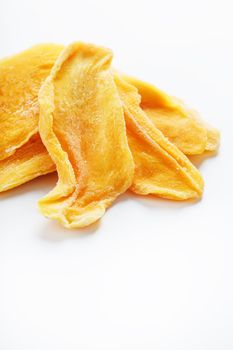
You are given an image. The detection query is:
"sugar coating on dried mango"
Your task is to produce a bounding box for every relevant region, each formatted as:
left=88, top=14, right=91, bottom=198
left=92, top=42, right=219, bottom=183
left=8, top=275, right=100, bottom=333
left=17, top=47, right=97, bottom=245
left=0, top=44, right=63, bottom=161
left=38, top=43, right=134, bottom=228
left=115, top=74, right=204, bottom=200
left=125, top=76, right=219, bottom=155
left=0, top=134, right=55, bottom=192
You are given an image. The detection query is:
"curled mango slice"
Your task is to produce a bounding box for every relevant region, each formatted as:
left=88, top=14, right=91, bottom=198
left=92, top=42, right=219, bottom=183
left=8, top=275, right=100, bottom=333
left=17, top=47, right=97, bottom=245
left=124, top=75, right=220, bottom=155
left=0, top=44, right=63, bottom=161
left=115, top=75, right=204, bottom=200
left=0, top=134, right=55, bottom=192
left=38, top=43, right=134, bottom=228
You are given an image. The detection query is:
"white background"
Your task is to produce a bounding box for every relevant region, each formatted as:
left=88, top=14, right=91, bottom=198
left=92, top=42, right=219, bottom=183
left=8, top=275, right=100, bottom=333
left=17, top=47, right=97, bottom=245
left=0, top=0, right=233, bottom=349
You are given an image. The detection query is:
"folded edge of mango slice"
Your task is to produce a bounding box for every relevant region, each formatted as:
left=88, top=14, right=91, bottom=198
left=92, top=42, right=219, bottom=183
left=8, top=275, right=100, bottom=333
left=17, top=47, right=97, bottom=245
left=124, top=75, right=220, bottom=155
left=115, top=74, right=204, bottom=200
left=37, top=43, right=134, bottom=228
left=0, top=134, right=55, bottom=192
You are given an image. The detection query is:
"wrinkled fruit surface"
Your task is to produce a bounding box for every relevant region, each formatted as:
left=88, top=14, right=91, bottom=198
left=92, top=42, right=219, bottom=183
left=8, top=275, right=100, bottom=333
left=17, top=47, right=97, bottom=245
left=0, top=134, right=55, bottom=192
left=38, top=43, right=134, bottom=228
left=0, top=45, right=219, bottom=196
left=0, top=42, right=220, bottom=228
left=125, top=75, right=220, bottom=155
left=115, top=74, right=204, bottom=200
left=0, top=44, right=63, bottom=160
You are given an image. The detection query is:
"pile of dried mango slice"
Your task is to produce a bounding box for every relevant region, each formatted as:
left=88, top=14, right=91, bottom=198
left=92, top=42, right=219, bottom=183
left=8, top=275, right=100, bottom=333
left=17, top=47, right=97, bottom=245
left=0, top=42, right=220, bottom=228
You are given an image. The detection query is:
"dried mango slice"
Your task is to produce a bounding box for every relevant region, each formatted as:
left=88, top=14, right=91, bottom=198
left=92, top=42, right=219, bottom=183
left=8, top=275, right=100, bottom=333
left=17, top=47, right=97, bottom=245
left=0, top=134, right=55, bottom=192
left=124, top=75, right=220, bottom=154
left=0, top=44, right=63, bottom=161
left=38, top=43, right=134, bottom=228
left=115, top=74, right=204, bottom=200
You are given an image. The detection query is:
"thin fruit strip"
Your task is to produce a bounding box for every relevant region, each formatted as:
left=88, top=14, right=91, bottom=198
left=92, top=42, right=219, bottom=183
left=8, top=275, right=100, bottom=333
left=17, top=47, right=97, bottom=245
left=115, top=74, right=204, bottom=200
left=38, top=43, right=134, bottom=228
left=124, top=75, right=219, bottom=155
left=0, top=134, right=55, bottom=192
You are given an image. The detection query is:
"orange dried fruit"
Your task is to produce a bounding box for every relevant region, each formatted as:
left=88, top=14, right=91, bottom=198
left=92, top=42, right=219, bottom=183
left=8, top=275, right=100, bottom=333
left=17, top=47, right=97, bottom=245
left=0, top=134, right=55, bottom=192
left=124, top=75, right=220, bottom=155
left=0, top=44, right=63, bottom=161
left=0, top=43, right=217, bottom=210
left=38, top=43, right=134, bottom=228
left=115, top=74, right=204, bottom=200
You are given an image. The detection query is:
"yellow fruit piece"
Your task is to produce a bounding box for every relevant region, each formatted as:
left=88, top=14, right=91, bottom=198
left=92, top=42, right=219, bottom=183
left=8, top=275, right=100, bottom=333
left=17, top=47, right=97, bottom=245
left=124, top=75, right=219, bottom=154
left=38, top=43, right=134, bottom=228
left=115, top=75, right=204, bottom=200
left=0, top=44, right=63, bottom=161
left=0, top=44, right=214, bottom=201
left=0, top=134, right=55, bottom=192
